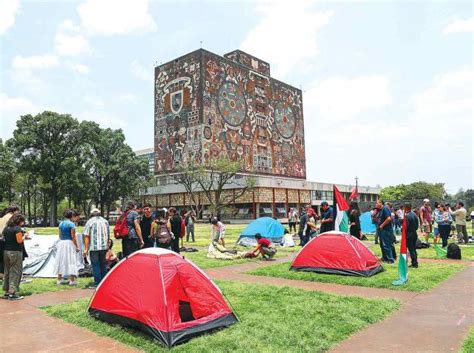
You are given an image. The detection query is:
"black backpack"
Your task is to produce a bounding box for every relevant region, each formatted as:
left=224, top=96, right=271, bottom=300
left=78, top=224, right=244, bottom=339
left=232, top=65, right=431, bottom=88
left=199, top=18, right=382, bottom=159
left=447, top=243, right=461, bottom=260
left=416, top=238, right=430, bottom=249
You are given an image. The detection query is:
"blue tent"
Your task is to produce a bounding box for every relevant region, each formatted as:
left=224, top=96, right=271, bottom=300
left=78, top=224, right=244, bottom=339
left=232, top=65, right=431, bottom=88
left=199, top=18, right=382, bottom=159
left=360, top=211, right=376, bottom=234
left=237, top=217, right=285, bottom=246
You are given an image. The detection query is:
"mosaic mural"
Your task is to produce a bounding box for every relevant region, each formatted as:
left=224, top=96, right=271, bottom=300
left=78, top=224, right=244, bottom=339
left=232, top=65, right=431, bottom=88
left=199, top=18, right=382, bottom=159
left=154, top=49, right=306, bottom=179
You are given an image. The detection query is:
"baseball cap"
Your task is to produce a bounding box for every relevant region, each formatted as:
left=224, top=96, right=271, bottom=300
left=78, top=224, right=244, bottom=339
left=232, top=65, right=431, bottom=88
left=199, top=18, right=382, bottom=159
left=90, top=208, right=100, bottom=215
left=423, top=199, right=430, bottom=203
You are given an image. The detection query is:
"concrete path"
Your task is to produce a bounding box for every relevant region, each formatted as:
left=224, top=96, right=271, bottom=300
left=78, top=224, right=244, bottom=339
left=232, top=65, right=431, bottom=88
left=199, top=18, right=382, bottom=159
left=0, top=288, right=139, bottom=353
left=330, top=264, right=474, bottom=353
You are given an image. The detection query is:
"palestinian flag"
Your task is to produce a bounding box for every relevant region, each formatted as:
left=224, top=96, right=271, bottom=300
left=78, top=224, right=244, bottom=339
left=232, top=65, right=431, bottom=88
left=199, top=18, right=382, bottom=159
left=392, top=212, right=408, bottom=286
left=333, top=185, right=349, bottom=232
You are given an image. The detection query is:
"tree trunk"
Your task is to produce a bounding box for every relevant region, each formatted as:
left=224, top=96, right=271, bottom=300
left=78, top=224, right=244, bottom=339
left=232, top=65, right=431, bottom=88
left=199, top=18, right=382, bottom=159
left=49, top=185, right=58, bottom=227
left=27, top=188, right=32, bottom=227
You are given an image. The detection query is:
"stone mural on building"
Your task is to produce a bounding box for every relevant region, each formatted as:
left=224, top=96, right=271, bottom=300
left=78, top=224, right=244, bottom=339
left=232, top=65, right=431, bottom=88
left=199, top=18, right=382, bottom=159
left=154, top=49, right=306, bottom=179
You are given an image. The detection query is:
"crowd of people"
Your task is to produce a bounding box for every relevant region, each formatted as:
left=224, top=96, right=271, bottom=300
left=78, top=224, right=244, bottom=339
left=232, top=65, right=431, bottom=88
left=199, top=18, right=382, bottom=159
left=0, top=197, right=471, bottom=300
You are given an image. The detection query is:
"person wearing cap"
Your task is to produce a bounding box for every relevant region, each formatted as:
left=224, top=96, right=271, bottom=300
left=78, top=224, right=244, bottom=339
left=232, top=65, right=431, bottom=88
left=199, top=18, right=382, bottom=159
left=420, top=199, right=432, bottom=242
left=83, top=208, right=110, bottom=288
left=320, top=201, right=334, bottom=233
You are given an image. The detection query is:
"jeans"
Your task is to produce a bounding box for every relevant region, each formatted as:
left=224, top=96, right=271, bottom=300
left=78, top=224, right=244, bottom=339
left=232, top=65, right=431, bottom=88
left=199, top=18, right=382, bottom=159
left=122, top=238, right=139, bottom=257
left=186, top=225, right=195, bottom=242
left=379, top=228, right=394, bottom=262
left=407, top=234, right=418, bottom=266
left=90, top=250, right=107, bottom=286
left=438, top=224, right=450, bottom=247
left=455, top=225, right=468, bottom=243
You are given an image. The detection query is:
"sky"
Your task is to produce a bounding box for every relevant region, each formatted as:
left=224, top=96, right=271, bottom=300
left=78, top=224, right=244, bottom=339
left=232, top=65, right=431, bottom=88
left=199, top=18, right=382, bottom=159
left=0, top=0, right=472, bottom=193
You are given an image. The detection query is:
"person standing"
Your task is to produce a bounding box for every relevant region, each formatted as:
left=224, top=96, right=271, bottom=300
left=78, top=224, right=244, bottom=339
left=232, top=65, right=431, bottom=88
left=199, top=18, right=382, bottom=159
left=432, top=202, right=440, bottom=244
left=0, top=205, right=20, bottom=282
left=298, top=208, right=308, bottom=246
left=83, top=208, right=110, bottom=288
left=2, top=213, right=26, bottom=300
left=210, top=217, right=226, bottom=247
left=122, top=201, right=144, bottom=257
left=288, top=208, right=298, bottom=233
left=185, top=210, right=196, bottom=242
left=420, top=199, right=432, bottom=242
left=451, top=202, right=468, bottom=244
left=55, top=209, right=80, bottom=286
left=140, top=203, right=154, bottom=248
left=319, top=202, right=334, bottom=233
left=168, top=208, right=182, bottom=253
left=348, top=201, right=362, bottom=239
left=376, top=200, right=394, bottom=263
left=435, top=204, right=452, bottom=248
left=153, top=209, right=173, bottom=249
left=404, top=203, right=419, bottom=268
left=371, top=207, right=380, bottom=244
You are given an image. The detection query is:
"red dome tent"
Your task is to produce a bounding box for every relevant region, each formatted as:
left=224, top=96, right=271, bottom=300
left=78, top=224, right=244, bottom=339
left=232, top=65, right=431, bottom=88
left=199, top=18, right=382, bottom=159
left=88, top=248, right=238, bottom=347
left=290, top=231, right=383, bottom=277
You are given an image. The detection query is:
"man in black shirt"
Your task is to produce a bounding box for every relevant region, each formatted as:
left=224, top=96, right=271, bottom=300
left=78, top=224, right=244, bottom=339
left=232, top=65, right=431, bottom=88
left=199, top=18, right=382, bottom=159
left=140, top=203, right=154, bottom=248
left=404, top=203, right=419, bottom=268
left=320, top=201, right=334, bottom=233
left=168, top=207, right=182, bottom=253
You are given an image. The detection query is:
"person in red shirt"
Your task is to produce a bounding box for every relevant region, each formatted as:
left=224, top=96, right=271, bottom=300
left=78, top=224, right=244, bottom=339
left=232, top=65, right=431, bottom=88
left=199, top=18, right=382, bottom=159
left=251, top=233, right=276, bottom=260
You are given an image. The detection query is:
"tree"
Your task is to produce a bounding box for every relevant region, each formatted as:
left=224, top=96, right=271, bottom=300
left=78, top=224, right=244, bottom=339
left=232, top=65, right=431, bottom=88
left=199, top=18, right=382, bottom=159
left=173, top=162, right=205, bottom=217
left=9, top=112, right=81, bottom=226
left=380, top=181, right=447, bottom=201
left=0, top=141, right=16, bottom=203
left=194, top=158, right=255, bottom=218
left=80, top=121, right=149, bottom=216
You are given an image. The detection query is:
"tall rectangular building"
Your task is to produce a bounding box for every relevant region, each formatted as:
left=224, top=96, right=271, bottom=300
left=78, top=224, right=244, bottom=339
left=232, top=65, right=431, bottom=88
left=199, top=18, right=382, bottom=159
left=154, top=49, right=306, bottom=179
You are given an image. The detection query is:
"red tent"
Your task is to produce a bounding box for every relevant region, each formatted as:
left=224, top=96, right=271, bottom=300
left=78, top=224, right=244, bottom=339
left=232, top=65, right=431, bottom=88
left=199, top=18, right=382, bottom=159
left=88, top=248, right=238, bottom=347
left=290, top=231, right=383, bottom=277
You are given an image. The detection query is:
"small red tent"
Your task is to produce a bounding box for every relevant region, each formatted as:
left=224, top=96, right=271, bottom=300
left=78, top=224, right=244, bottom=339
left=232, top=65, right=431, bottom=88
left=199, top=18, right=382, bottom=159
left=88, top=248, right=238, bottom=347
left=290, top=231, right=383, bottom=277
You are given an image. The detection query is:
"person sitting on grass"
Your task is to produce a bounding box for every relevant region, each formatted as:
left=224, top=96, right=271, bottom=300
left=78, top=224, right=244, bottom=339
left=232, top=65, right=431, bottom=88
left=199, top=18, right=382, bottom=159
left=251, top=233, right=277, bottom=261
left=2, top=213, right=26, bottom=300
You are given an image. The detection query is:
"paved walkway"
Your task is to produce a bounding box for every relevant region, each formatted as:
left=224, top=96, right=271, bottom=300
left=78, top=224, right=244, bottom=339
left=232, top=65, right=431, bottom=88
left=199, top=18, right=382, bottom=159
left=0, top=252, right=472, bottom=353
left=0, top=288, right=139, bottom=353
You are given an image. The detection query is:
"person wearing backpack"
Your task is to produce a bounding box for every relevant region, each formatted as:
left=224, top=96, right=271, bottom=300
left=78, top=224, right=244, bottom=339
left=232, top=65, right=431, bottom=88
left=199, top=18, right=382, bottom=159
left=122, top=201, right=144, bottom=257
left=153, top=209, right=173, bottom=249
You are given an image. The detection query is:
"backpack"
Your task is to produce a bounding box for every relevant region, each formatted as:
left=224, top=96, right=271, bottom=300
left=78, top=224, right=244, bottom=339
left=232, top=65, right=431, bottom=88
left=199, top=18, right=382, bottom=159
left=416, top=238, right=430, bottom=249
left=113, top=211, right=129, bottom=239
left=155, top=222, right=172, bottom=246
left=447, top=243, right=461, bottom=260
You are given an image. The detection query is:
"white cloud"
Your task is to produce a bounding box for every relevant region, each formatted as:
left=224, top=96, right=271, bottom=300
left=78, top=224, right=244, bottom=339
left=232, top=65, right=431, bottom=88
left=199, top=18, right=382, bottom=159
left=54, top=19, right=91, bottom=57
left=0, top=0, right=20, bottom=35
left=304, top=68, right=473, bottom=191
left=119, top=93, right=140, bottom=104
left=12, top=54, right=59, bottom=70
left=83, top=95, right=104, bottom=107
left=0, top=92, right=40, bottom=139
left=79, top=110, right=126, bottom=129
left=130, top=60, right=152, bottom=82
left=77, top=0, right=157, bottom=36
left=9, top=69, right=41, bottom=90
left=71, top=64, right=90, bottom=74
left=241, top=0, right=333, bottom=78
left=304, top=75, right=392, bottom=122
left=443, top=17, right=474, bottom=35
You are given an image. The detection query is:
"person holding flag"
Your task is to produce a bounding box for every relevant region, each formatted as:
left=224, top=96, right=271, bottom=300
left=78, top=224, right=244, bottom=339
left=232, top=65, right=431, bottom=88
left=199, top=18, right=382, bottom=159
left=332, top=185, right=349, bottom=232
left=404, top=203, right=419, bottom=268
left=319, top=202, right=334, bottom=233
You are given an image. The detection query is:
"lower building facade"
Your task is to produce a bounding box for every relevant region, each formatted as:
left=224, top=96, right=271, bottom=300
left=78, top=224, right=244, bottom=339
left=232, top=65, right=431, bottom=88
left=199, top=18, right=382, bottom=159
left=141, top=174, right=380, bottom=221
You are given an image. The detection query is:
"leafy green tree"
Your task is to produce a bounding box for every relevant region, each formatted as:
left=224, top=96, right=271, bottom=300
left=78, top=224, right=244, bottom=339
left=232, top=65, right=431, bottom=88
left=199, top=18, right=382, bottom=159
left=80, top=121, right=149, bottom=216
left=9, top=112, right=81, bottom=226
left=380, top=181, right=446, bottom=201
left=0, top=140, right=17, bottom=203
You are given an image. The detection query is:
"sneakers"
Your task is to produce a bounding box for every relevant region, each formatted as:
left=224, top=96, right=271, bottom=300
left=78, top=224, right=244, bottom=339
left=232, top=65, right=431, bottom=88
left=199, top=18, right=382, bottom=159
left=69, top=281, right=78, bottom=286
left=57, top=279, right=69, bottom=285
left=87, top=285, right=98, bottom=289
left=8, top=294, right=24, bottom=300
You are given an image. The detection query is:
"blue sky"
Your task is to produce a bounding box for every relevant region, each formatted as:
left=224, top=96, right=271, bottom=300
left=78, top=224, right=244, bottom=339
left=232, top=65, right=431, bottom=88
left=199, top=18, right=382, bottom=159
left=0, top=0, right=472, bottom=193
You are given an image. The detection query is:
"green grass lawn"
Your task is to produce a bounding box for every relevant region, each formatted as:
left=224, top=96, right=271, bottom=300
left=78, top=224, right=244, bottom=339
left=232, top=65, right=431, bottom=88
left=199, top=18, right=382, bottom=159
left=43, top=280, right=400, bottom=353
left=248, top=261, right=466, bottom=292
left=14, top=277, right=91, bottom=296
left=368, top=239, right=474, bottom=261
left=460, top=327, right=474, bottom=353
